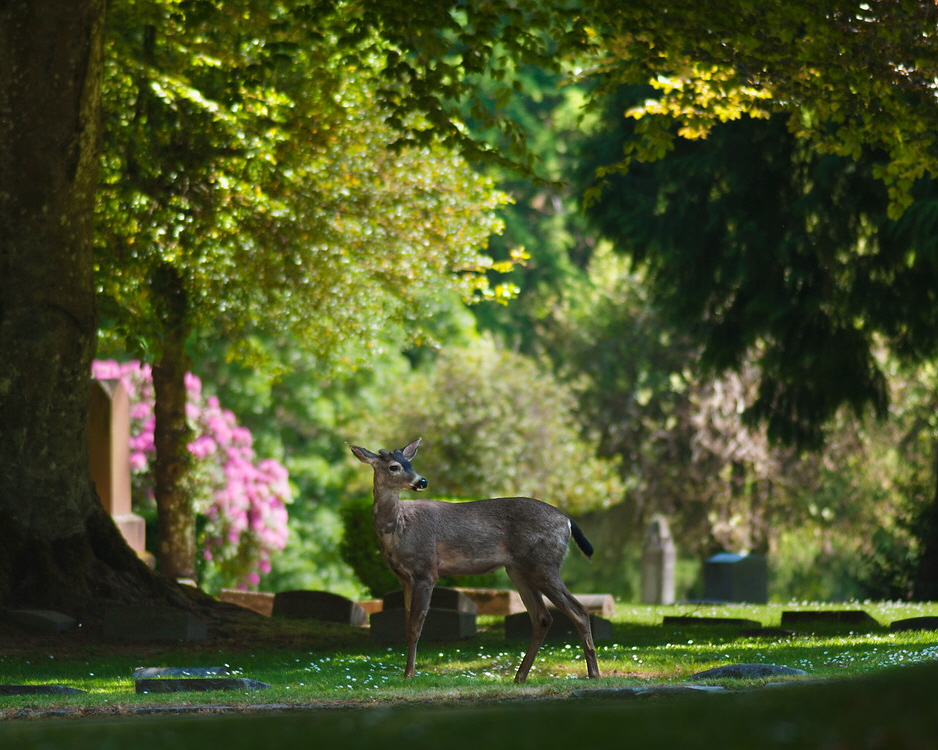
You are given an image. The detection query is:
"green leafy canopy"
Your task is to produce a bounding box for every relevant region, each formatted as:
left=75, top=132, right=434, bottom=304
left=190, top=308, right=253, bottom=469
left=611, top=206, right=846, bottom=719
left=586, top=1, right=938, bottom=219
left=95, top=0, right=545, bottom=374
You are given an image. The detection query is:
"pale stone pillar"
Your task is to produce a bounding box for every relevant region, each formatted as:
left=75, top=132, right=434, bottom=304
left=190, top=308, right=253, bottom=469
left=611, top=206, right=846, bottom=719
left=641, top=514, right=676, bottom=604
left=89, top=379, right=147, bottom=555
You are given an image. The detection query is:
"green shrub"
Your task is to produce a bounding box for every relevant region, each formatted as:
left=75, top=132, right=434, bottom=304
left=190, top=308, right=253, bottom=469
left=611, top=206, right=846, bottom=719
left=339, top=495, right=399, bottom=597
left=352, top=338, right=623, bottom=514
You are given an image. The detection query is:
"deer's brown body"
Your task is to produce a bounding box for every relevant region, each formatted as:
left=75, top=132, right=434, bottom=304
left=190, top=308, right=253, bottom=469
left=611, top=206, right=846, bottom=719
left=351, top=438, right=600, bottom=683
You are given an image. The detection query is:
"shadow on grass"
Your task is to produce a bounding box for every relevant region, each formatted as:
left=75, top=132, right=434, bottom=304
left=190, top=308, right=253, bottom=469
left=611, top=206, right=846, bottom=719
left=0, top=659, right=936, bottom=750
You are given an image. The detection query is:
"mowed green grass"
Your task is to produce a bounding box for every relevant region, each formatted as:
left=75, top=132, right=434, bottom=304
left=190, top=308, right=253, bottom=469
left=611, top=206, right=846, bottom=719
left=0, top=658, right=936, bottom=750
left=0, top=602, right=936, bottom=748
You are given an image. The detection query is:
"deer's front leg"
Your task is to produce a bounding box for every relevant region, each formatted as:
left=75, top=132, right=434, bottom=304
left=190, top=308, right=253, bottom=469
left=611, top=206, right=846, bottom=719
left=403, top=578, right=434, bottom=678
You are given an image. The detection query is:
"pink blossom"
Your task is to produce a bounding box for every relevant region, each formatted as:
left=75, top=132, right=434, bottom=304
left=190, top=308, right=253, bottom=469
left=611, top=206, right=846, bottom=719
left=92, top=360, right=123, bottom=380
left=189, top=435, right=217, bottom=459
left=91, top=358, right=291, bottom=591
left=130, top=403, right=152, bottom=421
left=231, top=426, right=253, bottom=446
left=185, top=372, right=203, bottom=394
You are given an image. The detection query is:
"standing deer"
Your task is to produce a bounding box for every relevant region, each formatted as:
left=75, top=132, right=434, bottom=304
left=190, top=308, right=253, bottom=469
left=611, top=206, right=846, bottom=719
left=350, top=438, right=600, bottom=683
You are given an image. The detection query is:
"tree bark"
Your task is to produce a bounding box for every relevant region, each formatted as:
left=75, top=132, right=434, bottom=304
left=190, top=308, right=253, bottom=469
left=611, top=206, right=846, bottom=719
left=913, top=438, right=938, bottom=601
left=0, top=0, right=175, bottom=614
left=151, top=264, right=196, bottom=580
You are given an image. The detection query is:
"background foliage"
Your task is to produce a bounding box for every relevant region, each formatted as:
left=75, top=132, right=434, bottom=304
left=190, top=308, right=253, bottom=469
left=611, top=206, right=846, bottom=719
left=87, top=0, right=938, bottom=602
left=348, top=338, right=623, bottom=512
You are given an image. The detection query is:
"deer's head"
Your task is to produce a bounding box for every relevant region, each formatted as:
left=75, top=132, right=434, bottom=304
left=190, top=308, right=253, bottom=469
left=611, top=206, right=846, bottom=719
left=350, top=438, right=428, bottom=492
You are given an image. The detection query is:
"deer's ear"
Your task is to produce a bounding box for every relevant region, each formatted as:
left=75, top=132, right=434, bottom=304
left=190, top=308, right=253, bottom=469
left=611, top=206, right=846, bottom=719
left=401, top=438, right=421, bottom=460
left=349, top=444, right=379, bottom=465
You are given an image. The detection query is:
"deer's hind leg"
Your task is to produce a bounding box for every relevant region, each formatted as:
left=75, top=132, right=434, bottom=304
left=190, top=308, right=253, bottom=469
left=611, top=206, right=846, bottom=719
left=506, top=566, right=553, bottom=684
left=541, top=575, right=600, bottom=680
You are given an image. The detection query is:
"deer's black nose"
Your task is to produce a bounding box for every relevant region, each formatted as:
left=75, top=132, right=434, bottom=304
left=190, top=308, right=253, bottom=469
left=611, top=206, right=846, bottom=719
left=415, top=477, right=428, bottom=490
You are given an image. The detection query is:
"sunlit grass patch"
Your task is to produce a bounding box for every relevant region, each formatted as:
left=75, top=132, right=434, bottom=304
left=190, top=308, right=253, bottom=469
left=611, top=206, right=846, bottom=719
left=1, top=601, right=937, bottom=712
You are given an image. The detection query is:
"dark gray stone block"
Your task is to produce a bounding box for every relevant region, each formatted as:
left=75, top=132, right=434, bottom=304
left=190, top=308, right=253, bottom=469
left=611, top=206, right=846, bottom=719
left=102, top=605, right=207, bottom=641
left=890, top=616, right=938, bottom=632
left=272, top=590, right=368, bottom=626
left=663, top=615, right=761, bottom=629
left=8, top=609, right=77, bottom=634
left=703, top=553, right=768, bottom=603
left=780, top=610, right=880, bottom=628
left=504, top=611, right=612, bottom=641
left=370, top=607, right=476, bottom=643
left=382, top=587, right=478, bottom=614
left=132, top=666, right=229, bottom=679
left=134, top=677, right=270, bottom=694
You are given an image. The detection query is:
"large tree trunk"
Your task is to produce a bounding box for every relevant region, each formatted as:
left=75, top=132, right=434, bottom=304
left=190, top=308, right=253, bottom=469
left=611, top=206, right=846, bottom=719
left=0, top=0, right=173, bottom=615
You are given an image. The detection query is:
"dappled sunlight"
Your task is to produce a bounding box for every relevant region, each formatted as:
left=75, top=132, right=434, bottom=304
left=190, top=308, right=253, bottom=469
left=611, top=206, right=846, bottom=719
left=2, top=603, right=938, bottom=715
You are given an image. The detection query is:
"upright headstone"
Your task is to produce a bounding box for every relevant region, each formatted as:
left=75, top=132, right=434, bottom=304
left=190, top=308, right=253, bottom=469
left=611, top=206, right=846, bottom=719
left=370, top=607, right=477, bottom=643
left=370, top=586, right=477, bottom=643
left=641, top=514, right=676, bottom=604
left=382, top=587, right=477, bottom=614
left=504, top=611, right=613, bottom=641
left=102, top=605, right=207, bottom=641
left=272, top=590, right=368, bottom=626
left=89, top=379, right=146, bottom=555
left=703, top=552, right=768, bottom=603
left=8, top=609, right=77, bottom=634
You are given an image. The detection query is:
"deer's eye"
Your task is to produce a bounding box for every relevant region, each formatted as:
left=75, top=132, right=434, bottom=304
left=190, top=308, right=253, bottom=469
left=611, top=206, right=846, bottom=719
left=389, top=463, right=401, bottom=473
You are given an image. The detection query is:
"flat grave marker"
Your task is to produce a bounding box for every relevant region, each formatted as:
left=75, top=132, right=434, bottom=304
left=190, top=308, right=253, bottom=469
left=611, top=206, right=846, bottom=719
left=132, top=666, right=270, bottom=694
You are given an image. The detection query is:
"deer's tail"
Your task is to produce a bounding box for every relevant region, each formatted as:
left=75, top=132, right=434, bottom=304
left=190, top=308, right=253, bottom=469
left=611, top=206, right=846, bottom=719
left=570, top=520, right=594, bottom=560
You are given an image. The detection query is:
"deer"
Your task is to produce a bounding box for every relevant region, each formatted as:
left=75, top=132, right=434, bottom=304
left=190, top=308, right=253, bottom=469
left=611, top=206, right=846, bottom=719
left=350, top=437, right=600, bottom=684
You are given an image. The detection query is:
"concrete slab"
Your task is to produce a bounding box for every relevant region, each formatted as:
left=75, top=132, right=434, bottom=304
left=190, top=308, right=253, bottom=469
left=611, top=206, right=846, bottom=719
left=132, top=667, right=229, bottom=679
left=135, top=678, right=270, bottom=694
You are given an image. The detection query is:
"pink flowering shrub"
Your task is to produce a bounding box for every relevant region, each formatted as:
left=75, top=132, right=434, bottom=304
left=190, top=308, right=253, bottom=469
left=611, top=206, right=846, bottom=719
left=92, top=360, right=291, bottom=590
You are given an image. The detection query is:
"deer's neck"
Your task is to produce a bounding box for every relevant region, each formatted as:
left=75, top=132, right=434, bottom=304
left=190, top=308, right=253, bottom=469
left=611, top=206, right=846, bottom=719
left=372, top=484, right=403, bottom=536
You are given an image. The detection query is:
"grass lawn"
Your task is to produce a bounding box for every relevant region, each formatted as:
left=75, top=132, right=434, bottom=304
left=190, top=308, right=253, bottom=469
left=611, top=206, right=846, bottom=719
left=0, top=600, right=937, bottom=747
